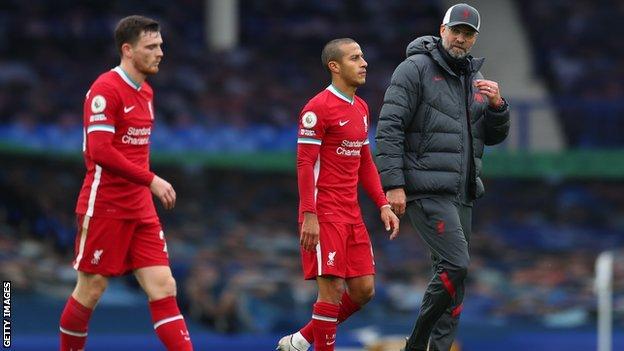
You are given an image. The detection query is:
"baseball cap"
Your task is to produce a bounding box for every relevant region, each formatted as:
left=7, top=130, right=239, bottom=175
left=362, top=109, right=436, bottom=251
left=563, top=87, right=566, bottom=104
left=442, top=3, right=481, bottom=32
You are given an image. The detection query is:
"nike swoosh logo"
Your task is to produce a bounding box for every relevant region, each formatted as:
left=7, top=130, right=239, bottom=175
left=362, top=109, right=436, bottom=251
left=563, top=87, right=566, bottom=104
left=326, top=340, right=335, bottom=346
left=124, top=106, right=135, bottom=113
left=339, top=120, right=349, bottom=126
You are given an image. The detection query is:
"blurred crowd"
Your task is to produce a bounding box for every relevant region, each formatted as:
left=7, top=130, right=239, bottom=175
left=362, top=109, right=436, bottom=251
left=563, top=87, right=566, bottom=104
left=517, top=0, right=624, bottom=147
left=1, top=0, right=622, bottom=150
left=2, top=156, right=624, bottom=333
left=0, top=0, right=440, bottom=152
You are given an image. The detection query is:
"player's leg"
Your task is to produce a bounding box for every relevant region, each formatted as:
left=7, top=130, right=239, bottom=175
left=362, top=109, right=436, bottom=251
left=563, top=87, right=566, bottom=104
left=342, top=274, right=373, bottom=317
left=134, top=265, right=193, bottom=350
left=403, top=197, right=469, bottom=351
left=131, top=217, right=193, bottom=351
left=279, top=275, right=345, bottom=351
left=134, top=265, right=177, bottom=300
left=278, top=222, right=348, bottom=351
left=60, top=215, right=129, bottom=351
left=311, top=275, right=344, bottom=351
left=60, top=271, right=108, bottom=351
left=324, top=221, right=378, bottom=324
left=295, top=221, right=376, bottom=346
left=342, top=221, right=377, bottom=313
left=290, top=275, right=370, bottom=351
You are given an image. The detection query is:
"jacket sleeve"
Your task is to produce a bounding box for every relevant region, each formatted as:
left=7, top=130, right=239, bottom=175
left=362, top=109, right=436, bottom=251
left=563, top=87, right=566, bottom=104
left=375, top=59, right=421, bottom=190
left=483, top=101, right=510, bottom=146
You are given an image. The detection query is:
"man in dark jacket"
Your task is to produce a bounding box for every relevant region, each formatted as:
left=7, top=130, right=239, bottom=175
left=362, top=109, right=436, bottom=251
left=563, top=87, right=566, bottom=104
left=375, top=4, right=510, bottom=351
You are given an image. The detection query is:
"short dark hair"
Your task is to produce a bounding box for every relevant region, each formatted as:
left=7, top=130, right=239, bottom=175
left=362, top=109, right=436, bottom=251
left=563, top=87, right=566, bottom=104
left=321, top=38, right=357, bottom=73
left=114, top=15, right=160, bottom=55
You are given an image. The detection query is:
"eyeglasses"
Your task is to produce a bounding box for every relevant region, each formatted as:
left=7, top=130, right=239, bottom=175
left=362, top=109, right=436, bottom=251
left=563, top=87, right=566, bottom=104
left=447, top=26, right=477, bottom=39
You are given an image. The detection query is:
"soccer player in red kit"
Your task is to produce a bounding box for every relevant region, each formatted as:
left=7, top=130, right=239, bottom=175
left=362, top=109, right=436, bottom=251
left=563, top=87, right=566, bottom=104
left=277, top=38, right=400, bottom=351
left=58, top=16, right=193, bottom=351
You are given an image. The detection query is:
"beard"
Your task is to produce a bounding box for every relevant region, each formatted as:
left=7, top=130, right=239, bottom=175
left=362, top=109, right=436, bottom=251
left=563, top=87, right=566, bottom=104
left=442, top=38, right=470, bottom=59
left=346, top=73, right=365, bottom=87
left=136, top=60, right=160, bottom=76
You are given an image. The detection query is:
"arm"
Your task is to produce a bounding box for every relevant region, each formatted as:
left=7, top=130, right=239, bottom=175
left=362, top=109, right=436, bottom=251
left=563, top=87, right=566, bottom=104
left=87, top=130, right=154, bottom=186
left=359, top=144, right=400, bottom=238
left=474, top=79, right=511, bottom=145
left=297, top=143, right=321, bottom=217
left=483, top=102, right=510, bottom=146
left=375, top=59, right=421, bottom=190
left=296, top=107, right=325, bottom=251
left=359, top=144, right=388, bottom=209
left=297, top=143, right=321, bottom=251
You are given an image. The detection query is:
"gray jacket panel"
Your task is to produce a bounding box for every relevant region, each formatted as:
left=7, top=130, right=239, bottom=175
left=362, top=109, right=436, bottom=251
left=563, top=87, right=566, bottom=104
left=375, top=36, right=510, bottom=200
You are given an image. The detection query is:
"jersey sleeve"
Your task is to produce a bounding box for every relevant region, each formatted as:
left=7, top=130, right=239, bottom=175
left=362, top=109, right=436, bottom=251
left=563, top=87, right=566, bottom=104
left=83, top=82, right=154, bottom=186
left=359, top=144, right=389, bottom=209
left=87, top=132, right=155, bottom=186
left=297, top=103, right=326, bottom=214
left=84, top=82, right=120, bottom=135
left=297, top=103, right=326, bottom=146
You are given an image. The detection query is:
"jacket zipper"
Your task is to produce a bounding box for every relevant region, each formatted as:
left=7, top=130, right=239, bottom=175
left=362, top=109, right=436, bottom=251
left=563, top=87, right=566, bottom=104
left=463, top=75, right=475, bottom=199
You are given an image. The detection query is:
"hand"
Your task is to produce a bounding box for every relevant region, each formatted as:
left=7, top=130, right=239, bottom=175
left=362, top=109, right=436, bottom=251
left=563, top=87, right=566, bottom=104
left=300, top=212, right=320, bottom=251
left=386, top=188, right=406, bottom=216
left=150, top=175, right=176, bottom=210
left=380, top=206, right=400, bottom=240
left=474, top=79, right=503, bottom=109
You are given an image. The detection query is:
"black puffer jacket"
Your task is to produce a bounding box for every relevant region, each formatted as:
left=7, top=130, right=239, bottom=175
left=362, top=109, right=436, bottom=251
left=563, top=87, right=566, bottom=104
left=375, top=36, right=510, bottom=200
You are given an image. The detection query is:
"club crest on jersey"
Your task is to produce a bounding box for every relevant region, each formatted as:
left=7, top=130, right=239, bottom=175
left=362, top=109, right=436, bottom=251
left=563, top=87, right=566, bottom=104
left=91, top=249, right=103, bottom=265
left=302, top=111, right=317, bottom=128
left=327, top=251, right=336, bottom=266
left=91, top=95, right=106, bottom=113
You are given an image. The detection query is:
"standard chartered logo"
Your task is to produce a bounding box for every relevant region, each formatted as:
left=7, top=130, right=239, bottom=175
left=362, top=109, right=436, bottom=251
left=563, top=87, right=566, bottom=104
left=336, top=139, right=365, bottom=156
left=122, top=126, right=151, bottom=145
left=127, top=127, right=151, bottom=136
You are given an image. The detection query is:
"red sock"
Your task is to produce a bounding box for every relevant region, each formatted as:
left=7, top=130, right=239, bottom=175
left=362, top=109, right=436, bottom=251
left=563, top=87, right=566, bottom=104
left=337, top=292, right=360, bottom=323
left=300, top=321, right=314, bottom=343
left=300, top=293, right=361, bottom=343
left=59, top=296, right=92, bottom=351
left=149, top=296, right=193, bottom=351
left=312, top=302, right=339, bottom=351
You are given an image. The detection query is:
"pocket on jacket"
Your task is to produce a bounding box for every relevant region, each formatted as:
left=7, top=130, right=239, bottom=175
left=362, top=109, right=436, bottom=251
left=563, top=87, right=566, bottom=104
left=418, top=105, right=433, bottom=156
left=416, top=198, right=437, bottom=222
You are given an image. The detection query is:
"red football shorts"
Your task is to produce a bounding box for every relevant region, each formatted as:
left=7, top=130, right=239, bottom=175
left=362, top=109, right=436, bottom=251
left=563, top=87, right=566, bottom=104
left=301, top=221, right=375, bottom=280
left=72, top=215, right=170, bottom=276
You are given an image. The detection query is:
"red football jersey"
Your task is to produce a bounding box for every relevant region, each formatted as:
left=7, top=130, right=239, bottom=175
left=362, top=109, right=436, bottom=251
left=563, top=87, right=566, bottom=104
left=76, top=67, right=156, bottom=219
left=297, top=85, right=387, bottom=224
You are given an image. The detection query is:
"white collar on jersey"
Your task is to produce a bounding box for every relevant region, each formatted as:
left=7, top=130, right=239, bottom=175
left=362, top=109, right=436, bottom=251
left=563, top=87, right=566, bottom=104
left=112, top=66, right=142, bottom=91
left=326, top=84, right=354, bottom=105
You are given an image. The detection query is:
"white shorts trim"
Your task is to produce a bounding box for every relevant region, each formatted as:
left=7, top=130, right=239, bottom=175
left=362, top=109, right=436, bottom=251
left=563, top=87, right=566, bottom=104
left=315, top=242, right=322, bottom=276
left=73, top=216, right=91, bottom=270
